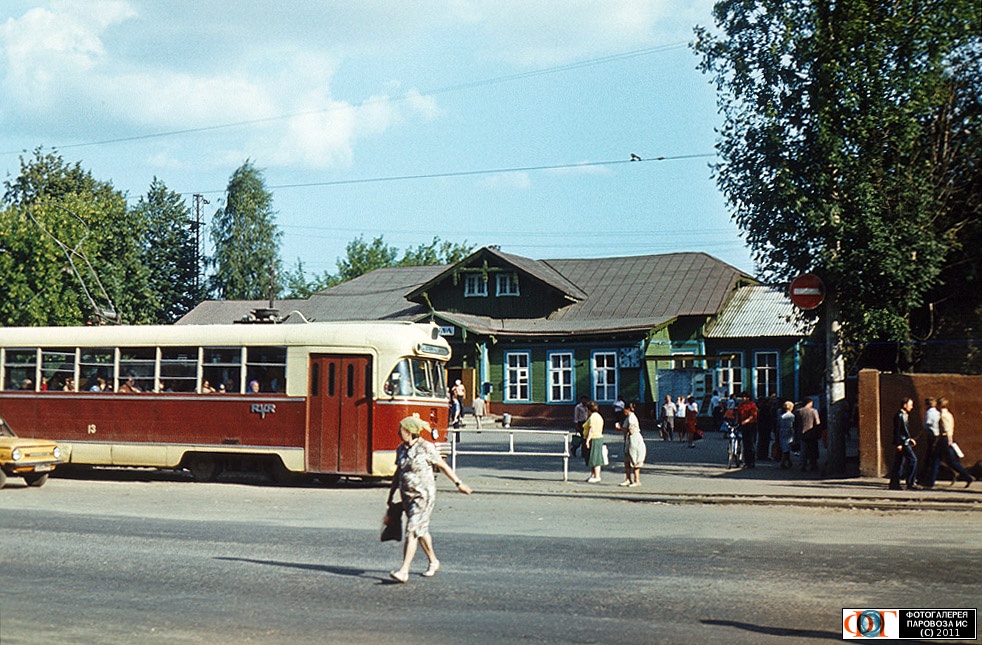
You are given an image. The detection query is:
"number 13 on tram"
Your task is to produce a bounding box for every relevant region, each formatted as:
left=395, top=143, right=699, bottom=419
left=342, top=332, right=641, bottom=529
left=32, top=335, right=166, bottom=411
left=0, top=321, right=451, bottom=482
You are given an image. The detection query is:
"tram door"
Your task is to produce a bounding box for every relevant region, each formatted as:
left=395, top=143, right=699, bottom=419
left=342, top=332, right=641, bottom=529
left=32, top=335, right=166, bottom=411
left=306, top=354, right=372, bottom=475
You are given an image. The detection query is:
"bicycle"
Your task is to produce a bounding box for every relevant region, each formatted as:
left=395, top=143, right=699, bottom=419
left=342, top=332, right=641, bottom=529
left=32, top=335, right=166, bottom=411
left=724, top=420, right=743, bottom=469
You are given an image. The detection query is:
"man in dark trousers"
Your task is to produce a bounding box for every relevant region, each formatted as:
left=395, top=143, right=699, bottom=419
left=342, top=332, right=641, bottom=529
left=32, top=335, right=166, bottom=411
left=795, top=398, right=822, bottom=472
left=736, top=392, right=758, bottom=469
left=757, top=393, right=777, bottom=461
left=888, top=397, right=918, bottom=490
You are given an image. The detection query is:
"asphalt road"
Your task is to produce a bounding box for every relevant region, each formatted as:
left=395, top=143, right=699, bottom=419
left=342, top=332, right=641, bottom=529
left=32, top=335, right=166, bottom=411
left=1, top=468, right=978, bottom=645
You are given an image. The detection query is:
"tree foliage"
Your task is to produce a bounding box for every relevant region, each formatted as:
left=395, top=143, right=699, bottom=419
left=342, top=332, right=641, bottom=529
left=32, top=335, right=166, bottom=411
left=335, top=235, right=400, bottom=284
left=695, top=0, right=981, bottom=370
left=0, top=149, right=155, bottom=325
left=400, top=237, right=475, bottom=267
left=283, top=259, right=338, bottom=299
left=283, top=235, right=476, bottom=298
left=209, top=160, right=282, bottom=300
left=136, top=178, right=201, bottom=323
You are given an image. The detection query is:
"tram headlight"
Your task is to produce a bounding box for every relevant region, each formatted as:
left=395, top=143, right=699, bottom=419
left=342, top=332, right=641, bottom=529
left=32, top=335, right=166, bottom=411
left=11, top=448, right=22, bottom=461
left=53, top=446, right=62, bottom=460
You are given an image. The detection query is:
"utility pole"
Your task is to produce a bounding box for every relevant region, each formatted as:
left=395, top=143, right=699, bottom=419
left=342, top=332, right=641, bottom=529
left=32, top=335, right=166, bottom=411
left=825, top=295, right=847, bottom=474
left=192, top=194, right=209, bottom=297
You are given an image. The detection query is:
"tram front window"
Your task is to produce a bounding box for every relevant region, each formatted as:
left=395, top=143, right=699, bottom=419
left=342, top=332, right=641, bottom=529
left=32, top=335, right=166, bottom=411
left=385, top=358, right=447, bottom=398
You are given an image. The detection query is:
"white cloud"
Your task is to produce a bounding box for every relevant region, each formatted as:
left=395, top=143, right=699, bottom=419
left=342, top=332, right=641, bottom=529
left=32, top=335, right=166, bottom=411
left=0, top=2, right=135, bottom=106
left=546, top=162, right=613, bottom=177
left=446, top=0, right=700, bottom=67
left=0, top=1, right=710, bottom=172
left=0, top=1, right=443, bottom=170
left=479, top=171, right=531, bottom=190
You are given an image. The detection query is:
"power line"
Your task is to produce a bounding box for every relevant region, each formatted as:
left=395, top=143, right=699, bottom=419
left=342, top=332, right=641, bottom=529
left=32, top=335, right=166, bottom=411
left=1, top=43, right=688, bottom=155
left=279, top=223, right=735, bottom=237
left=184, top=153, right=717, bottom=196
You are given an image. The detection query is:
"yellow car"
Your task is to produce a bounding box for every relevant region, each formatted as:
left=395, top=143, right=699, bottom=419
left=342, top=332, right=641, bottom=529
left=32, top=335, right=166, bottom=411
left=0, top=417, right=63, bottom=489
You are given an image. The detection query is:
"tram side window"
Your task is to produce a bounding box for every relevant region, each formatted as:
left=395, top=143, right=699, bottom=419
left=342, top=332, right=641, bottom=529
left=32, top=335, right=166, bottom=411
left=78, top=347, right=113, bottom=392
left=160, top=347, right=197, bottom=392
left=203, top=347, right=241, bottom=394
left=245, top=347, right=286, bottom=393
left=80, top=349, right=112, bottom=392
left=119, top=348, right=155, bottom=392
left=3, top=349, right=37, bottom=391
left=41, top=348, right=76, bottom=391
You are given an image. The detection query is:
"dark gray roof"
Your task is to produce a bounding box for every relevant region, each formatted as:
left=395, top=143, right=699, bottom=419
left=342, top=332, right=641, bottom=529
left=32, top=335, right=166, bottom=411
left=177, top=267, right=445, bottom=325
left=703, top=285, right=813, bottom=338
left=489, top=248, right=588, bottom=301
left=179, top=249, right=754, bottom=337
left=544, top=252, right=749, bottom=321
left=302, top=266, right=445, bottom=322
left=176, top=299, right=308, bottom=325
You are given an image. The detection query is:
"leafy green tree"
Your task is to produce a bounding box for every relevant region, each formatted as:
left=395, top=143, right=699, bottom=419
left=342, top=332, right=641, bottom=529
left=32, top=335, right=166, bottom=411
left=283, top=258, right=338, bottom=299
left=0, top=149, right=155, bottom=325
left=694, top=0, right=981, bottom=370
left=209, top=160, right=282, bottom=300
left=283, top=236, right=475, bottom=297
left=136, top=178, right=201, bottom=323
left=335, top=235, right=400, bottom=283
left=332, top=234, right=476, bottom=285
left=400, top=237, right=475, bottom=267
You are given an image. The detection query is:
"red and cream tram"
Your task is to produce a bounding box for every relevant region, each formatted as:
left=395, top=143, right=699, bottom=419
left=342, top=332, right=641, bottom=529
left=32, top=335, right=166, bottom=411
left=0, top=321, right=450, bottom=481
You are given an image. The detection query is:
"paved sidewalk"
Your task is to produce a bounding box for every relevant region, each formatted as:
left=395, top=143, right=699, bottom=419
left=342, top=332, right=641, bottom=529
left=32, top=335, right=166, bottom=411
left=448, top=426, right=981, bottom=511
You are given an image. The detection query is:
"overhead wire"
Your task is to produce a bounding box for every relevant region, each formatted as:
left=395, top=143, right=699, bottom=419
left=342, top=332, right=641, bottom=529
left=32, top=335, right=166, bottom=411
left=1, top=43, right=688, bottom=155
left=184, top=153, right=716, bottom=195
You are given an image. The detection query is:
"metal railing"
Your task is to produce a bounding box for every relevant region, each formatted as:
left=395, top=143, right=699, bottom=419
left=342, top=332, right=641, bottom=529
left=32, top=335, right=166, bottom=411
left=447, top=427, right=573, bottom=481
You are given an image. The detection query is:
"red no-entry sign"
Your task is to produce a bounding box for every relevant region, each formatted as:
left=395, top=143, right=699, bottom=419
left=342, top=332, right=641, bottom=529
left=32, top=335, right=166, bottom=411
left=789, top=273, right=826, bottom=310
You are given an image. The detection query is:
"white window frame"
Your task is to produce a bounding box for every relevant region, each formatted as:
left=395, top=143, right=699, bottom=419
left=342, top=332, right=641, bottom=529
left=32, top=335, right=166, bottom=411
left=496, top=272, right=520, bottom=297
left=754, top=351, right=779, bottom=399
left=504, top=351, right=531, bottom=402
left=716, top=351, right=744, bottom=395
left=464, top=273, right=487, bottom=297
left=670, top=351, right=694, bottom=370
left=547, top=351, right=574, bottom=403
left=591, top=351, right=618, bottom=403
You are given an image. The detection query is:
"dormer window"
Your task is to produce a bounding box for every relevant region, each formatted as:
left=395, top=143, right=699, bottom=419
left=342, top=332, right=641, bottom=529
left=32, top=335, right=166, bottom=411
left=464, top=273, right=487, bottom=297
left=496, top=272, right=520, bottom=297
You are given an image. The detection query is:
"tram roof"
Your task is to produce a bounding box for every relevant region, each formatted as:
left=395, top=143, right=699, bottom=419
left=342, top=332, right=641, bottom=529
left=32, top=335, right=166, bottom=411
left=0, top=321, right=446, bottom=350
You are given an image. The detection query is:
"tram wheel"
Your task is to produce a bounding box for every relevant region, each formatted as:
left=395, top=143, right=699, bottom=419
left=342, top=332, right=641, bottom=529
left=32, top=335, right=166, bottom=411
left=187, top=455, right=219, bottom=482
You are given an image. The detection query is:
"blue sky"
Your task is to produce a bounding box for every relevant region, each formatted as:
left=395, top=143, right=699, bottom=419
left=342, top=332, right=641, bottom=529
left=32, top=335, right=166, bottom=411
left=0, top=1, right=756, bottom=278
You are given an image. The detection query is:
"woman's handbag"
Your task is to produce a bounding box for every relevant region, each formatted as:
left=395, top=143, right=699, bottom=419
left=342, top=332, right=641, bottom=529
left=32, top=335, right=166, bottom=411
left=381, top=501, right=403, bottom=542
left=601, top=444, right=609, bottom=466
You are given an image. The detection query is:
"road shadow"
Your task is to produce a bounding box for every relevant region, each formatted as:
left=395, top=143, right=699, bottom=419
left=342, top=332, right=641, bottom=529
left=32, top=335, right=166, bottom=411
left=51, top=464, right=390, bottom=489
left=700, top=619, right=840, bottom=640
left=214, top=557, right=397, bottom=583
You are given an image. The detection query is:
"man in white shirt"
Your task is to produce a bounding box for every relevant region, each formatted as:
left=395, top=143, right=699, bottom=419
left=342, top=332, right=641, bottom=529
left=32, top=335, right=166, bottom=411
left=919, top=397, right=940, bottom=484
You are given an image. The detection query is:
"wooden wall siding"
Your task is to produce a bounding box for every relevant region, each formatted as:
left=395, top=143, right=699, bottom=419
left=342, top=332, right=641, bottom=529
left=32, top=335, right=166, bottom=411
left=424, top=269, right=570, bottom=319
left=486, top=343, right=644, bottom=407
